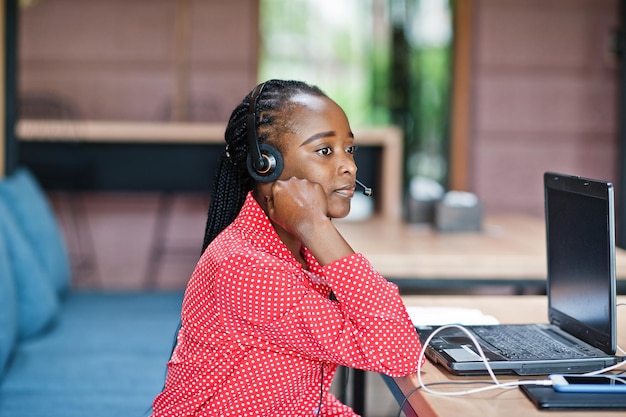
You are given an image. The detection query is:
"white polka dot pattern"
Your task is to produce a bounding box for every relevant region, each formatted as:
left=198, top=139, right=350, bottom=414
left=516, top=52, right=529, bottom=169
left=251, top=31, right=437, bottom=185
left=151, top=192, right=422, bottom=416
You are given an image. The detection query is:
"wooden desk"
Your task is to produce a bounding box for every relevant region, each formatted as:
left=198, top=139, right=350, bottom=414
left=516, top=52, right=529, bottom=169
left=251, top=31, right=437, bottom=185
left=335, top=215, right=626, bottom=293
left=388, top=295, right=626, bottom=417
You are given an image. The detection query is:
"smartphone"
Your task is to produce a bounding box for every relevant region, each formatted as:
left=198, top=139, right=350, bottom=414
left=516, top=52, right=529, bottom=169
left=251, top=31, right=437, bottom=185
left=549, top=374, right=626, bottom=393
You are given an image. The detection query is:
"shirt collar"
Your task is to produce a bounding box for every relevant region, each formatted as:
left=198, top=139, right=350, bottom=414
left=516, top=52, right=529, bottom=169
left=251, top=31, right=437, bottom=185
left=231, top=192, right=301, bottom=267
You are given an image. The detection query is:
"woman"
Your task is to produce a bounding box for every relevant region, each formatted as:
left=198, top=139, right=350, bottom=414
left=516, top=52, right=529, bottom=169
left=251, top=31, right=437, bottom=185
left=151, top=80, right=422, bottom=416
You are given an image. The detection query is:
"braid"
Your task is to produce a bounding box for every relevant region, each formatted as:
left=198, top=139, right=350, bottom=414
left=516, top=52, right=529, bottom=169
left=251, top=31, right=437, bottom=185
left=201, top=79, right=327, bottom=252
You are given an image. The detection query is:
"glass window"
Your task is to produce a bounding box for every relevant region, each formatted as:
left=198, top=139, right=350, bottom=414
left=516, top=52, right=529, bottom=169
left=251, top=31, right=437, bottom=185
left=260, top=0, right=453, bottom=214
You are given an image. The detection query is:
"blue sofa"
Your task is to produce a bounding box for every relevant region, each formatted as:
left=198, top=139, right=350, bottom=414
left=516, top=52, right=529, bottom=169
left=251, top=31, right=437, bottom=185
left=0, top=168, right=183, bottom=417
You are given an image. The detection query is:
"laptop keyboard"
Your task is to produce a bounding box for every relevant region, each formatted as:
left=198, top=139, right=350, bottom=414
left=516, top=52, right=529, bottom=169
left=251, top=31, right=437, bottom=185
left=472, top=325, right=589, bottom=360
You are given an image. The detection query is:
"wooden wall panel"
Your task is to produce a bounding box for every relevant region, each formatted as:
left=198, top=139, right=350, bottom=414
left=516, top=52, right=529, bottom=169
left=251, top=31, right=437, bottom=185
left=18, top=0, right=258, bottom=123
left=469, top=0, right=619, bottom=216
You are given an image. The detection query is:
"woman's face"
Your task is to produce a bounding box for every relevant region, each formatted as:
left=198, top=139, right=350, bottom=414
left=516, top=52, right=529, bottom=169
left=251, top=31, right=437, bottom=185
left=277, top=93, right=358, bottom=219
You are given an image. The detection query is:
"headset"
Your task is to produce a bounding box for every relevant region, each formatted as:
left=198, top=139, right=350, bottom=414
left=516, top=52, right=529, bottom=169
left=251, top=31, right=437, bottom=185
left=245, top=81, right=373, bottom=197
left=246, top=82, right=284, bottom=183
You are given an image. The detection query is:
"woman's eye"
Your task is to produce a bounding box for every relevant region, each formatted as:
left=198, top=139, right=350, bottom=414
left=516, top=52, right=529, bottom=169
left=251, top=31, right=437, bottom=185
left=346, top=145, right=358, bottom=154
left=316, top=147, right=332, bottom=156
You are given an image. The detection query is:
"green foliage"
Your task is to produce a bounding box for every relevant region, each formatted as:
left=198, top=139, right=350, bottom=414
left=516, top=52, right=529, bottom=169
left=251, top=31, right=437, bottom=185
left=259, top=0, right=452, bottom=189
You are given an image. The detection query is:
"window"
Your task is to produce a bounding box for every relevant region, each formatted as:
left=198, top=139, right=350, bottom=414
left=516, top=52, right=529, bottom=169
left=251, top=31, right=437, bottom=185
left=260, top=0, right=453, bottom=207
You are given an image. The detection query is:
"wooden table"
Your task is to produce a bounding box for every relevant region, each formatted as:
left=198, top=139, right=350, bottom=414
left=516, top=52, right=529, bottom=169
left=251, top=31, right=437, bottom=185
left=337, top=214, right=626, bottom=414
left=335, top=215, right=626, bottom=294
left=386, top=295, right=626, bottom=417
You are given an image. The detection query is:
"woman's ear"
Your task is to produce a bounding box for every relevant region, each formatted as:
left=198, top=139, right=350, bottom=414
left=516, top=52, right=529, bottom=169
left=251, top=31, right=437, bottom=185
left=254, top=182, right=273, bottom=210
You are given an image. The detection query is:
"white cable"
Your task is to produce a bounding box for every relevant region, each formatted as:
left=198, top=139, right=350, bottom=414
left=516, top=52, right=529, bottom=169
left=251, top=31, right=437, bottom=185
left=583, top=357, right=626, bottom=376
left=414, top=301, right=626, bottom=396
left=416, top=324, right=552, bottom=396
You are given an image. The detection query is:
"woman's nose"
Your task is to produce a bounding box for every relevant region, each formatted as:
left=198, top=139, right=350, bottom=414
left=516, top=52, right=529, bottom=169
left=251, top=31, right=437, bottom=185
left=339, top=154, right=357, bottom=175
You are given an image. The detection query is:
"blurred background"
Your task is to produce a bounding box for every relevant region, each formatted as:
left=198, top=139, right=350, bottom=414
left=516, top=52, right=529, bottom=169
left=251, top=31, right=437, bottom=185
left=6, top=0, right=620, bottom=289
left=5, top=0, right=620, bottom=289
left=0, top=1, right=623, bottom=415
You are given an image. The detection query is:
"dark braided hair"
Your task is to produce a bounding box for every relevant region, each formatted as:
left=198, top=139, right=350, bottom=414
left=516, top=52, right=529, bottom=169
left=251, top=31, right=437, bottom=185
left=201, top=79, right=327, bottom=252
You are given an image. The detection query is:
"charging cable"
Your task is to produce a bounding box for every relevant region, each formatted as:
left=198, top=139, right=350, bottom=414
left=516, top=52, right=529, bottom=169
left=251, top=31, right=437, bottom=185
left=582, top=356, right=626, bottom=376
left=415, top=324, right=553, bottom=397
left=395, top=301, right=626, bottom=414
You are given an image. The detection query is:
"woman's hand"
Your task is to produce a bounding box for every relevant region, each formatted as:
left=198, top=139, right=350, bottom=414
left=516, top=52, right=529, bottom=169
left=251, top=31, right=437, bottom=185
left=264, top=177, right=354, bottom=266
left=265, top=177, right=328, bottom=239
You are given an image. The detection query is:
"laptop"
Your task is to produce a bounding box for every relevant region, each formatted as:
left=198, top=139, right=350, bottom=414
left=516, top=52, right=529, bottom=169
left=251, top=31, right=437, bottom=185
left=417, top=172, right=618, bottom=376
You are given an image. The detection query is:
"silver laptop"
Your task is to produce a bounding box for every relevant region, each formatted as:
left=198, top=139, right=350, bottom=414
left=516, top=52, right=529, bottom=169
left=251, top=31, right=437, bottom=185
left=417, top=172, right=618, bottom=375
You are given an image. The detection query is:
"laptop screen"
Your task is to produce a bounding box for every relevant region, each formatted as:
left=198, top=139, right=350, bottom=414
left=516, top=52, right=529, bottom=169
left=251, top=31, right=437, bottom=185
left=544, top=172, right=616, bottom=354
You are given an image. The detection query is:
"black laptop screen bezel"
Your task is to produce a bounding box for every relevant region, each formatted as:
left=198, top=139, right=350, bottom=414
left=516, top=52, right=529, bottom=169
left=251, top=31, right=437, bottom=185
left=544, top=172, right=616, bottom=355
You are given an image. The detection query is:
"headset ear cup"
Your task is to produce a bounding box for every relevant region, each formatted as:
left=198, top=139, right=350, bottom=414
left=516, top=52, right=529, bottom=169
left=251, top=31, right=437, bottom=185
left=246, top=143, right=284, bottom=183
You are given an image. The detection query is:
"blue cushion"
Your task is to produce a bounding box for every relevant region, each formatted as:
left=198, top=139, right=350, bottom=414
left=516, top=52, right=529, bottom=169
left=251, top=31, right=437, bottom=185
left=0, top=167, right=71, bottom=294
left=0, top=200, right=59, bottom=339
left=0, top=292, right=184, bottom=417
left=0, top=228, right=17, bottom=374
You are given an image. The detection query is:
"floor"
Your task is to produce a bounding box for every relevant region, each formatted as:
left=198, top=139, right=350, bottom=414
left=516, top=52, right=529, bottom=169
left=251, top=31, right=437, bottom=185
left=48, top=191, right=403, bottom=417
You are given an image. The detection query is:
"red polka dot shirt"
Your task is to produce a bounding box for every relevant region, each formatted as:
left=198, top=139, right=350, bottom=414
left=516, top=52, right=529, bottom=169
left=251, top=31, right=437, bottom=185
left=152, top=192, right=422, bottom=416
